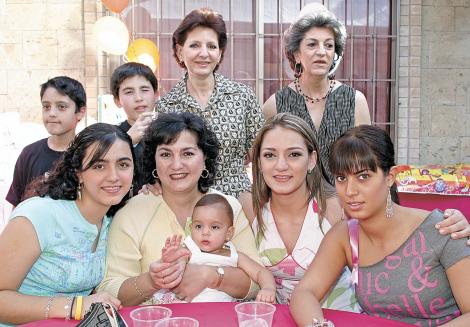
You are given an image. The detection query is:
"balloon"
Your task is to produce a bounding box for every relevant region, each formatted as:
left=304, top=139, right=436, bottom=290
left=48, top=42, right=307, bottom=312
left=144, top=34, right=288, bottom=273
left=102, top=0, right=129, bottom=13
left=125, top=38, right=160, bottom=72
left=93, top=16, right=129, bottom=55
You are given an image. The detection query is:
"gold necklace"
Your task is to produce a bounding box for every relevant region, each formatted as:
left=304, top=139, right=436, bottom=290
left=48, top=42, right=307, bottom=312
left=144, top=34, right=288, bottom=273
left=294, top=78, right=335, bottom=104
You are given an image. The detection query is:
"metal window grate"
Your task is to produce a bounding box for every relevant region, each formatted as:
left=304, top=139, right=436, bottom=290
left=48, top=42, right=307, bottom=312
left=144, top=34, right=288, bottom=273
left=123, top=0, right=396, bottom=134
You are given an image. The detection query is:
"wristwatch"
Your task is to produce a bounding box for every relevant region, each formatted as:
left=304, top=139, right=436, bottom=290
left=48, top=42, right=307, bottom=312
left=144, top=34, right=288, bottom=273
left=215, top=266, right=225, bottom=289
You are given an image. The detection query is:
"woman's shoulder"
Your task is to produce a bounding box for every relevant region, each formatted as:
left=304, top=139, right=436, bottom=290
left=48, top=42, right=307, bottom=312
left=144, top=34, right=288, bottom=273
left=215, top=73, right=255, bottom=95
left=11, top=196, right=66, bottom=218
left=113, top=193, right=165, bottom=226
left=157, top=78, right=187, bottom=107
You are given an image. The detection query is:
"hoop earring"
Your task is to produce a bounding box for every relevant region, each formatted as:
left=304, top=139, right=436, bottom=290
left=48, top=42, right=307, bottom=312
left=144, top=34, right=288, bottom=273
left=129, top=185, right=134, bottom=198
left=201, top=169, right=209, bottom=179
left=152, top=169, right=159, bottom=180
left=77, top=183, right=82, bottom=201
left=294, top=62, right=303, bottom=78
left=329, top=53, right=342, bottom=77
left=386, top=188, right=393, bottom=219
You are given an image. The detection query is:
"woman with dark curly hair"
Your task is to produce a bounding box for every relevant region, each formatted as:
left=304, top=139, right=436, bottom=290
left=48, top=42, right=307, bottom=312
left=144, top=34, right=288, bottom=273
left=0, top=123, right=135, bottom=325
left=98, top=112, right=261, bottom=306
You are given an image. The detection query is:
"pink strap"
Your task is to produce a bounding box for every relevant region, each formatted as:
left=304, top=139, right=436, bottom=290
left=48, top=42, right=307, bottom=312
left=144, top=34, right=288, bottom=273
left=312, top=199, right=318, bottom=213
left=347, top=219, right=359, bottom=287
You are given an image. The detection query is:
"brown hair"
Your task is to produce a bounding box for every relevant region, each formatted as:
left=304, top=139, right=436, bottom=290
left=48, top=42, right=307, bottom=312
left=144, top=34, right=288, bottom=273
left=329, top=125, right=399, bottom=203
left=193, top=193, right=234, bottom=225
left=251, top=113, right=326, bottom=239
left=172, top=8, right=227, bottom=71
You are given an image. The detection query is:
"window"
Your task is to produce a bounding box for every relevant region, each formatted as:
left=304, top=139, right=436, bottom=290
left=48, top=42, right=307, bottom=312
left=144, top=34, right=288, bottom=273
left=123, top=0, right=396, bottom=131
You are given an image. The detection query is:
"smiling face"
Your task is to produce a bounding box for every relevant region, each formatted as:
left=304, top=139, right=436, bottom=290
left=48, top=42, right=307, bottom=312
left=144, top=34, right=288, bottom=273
left=295, top=26, right=336, bottom=78
left=177, top=26, right=222, bottom=79
left=155, top=130, right=205, bottom=195
left=190, top=203, right=234, bottom=254
left=77, top=139, right=134, bottom=212
left=334, top=167, right=395, bottom=220
left=114, top=75, right=157, bottom=125
left=259, top=126, right=317, bottom=198
left=41, top=87, right=85, bottom=137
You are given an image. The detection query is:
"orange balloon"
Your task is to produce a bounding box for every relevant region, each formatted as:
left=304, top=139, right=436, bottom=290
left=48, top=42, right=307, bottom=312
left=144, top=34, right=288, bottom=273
left=126, top=38, right=160, bottom=72
left=102, top=0, right=129, bottom=13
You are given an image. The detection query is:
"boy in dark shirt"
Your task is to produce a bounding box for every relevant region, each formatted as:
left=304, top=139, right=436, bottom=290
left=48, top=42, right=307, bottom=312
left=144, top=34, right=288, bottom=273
left=111, top=62, right=158, bottom=192
left=6, top=76, right=86, bottom=207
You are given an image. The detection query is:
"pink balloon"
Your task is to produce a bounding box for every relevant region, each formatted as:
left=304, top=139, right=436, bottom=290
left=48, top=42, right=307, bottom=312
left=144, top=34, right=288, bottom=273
left=102, top=0, right=129, bottom=13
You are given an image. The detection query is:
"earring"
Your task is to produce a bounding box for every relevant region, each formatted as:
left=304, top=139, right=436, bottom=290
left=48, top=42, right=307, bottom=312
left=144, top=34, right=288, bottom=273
left=129, top=185, right=134, bottom=198
left=386, top=188, right=393, bottom=219
left=307, top=168, right=312, bottom=174
left=152, top=169, right=159, bottom=180
left=201, top=169, right=209, bottom=179
left=77, top=183, right=82, bottom=201
left=341, top=207, right=346, bottom=221
left=294, top=62, right=303, bottom=78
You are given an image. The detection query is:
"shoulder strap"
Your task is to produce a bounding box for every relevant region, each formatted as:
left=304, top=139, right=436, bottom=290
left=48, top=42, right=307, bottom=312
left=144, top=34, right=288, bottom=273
left=347, top=219, right=359, bottom=286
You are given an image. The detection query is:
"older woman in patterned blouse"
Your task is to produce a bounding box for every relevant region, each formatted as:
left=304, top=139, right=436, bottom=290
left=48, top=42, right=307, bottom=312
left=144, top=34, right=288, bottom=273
left=156, top=8, right=264, bottom=212
left=157, top=8, right=264, bottom=215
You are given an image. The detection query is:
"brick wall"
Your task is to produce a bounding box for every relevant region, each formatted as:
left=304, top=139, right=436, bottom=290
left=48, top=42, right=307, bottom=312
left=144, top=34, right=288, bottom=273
left=0, top=0, right=87, bottom=122
left=420, top=0, right=470, bottom=163
left=397, top=0, right=470, bottom=164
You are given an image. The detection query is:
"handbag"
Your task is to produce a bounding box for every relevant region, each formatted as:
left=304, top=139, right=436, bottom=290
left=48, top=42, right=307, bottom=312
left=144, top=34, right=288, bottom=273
left=76, top=302, right=128, bottom=327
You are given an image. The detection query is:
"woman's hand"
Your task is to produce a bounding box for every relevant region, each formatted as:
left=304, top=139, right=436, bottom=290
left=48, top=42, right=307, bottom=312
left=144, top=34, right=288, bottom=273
left=139, top=183, right=163, bottom=196
left=148, top=259, right=186, bottom=290
left=435, top=209, right=470, bottom=245
left=83, top=292, right=122, bottom=317
left=172, top=264, right=214, bottom=302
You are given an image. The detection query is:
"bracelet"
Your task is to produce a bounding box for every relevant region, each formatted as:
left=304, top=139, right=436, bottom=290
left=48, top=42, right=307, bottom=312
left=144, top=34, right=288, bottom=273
left=44, top=296, right=54, bottom=320
left=306, top=318, right=335, bottom=327
left=134, top=276, right=151, bottom=302
left=64, top=296, right=73, bottom=320
left=74, top=296, right=83, bottom=320
left=69, top=297, right=76, bottom=320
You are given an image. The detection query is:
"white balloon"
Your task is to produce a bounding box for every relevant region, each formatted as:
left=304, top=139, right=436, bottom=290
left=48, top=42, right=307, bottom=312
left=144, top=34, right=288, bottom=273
left=93, top=16, right=129, bottom=55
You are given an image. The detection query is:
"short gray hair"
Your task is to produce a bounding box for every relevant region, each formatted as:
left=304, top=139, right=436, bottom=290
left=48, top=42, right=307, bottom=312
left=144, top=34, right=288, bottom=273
left=284, top=6, right=347, bottom=73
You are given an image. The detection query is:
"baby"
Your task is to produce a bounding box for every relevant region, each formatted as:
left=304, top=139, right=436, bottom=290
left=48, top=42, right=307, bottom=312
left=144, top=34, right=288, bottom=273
left=153, top=193, right=276, bottom=304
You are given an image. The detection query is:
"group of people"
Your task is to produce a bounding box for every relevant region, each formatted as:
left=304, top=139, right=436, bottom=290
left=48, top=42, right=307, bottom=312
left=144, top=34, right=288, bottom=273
left=1, top=4, right=469, bottom=327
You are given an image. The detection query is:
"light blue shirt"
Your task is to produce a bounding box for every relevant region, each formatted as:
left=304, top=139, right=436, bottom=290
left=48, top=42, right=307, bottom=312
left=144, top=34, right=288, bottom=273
left=10, top=196, right=111, bottom=297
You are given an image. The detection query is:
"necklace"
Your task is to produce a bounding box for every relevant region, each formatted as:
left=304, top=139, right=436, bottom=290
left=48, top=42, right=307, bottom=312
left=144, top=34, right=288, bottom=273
left=294, top=78, right=335, bottom=104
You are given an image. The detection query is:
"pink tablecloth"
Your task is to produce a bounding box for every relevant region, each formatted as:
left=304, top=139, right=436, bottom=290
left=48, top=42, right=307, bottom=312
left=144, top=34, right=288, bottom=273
left=23, top=302, right=412, bottom=326
left=398, top=192, right=470, bottom=222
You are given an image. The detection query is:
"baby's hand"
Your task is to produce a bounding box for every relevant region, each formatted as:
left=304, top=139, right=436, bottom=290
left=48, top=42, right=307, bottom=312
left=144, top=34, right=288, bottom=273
left=255, top=287, right=276, bottom=304
left=162, top=235, right=190, bottom=263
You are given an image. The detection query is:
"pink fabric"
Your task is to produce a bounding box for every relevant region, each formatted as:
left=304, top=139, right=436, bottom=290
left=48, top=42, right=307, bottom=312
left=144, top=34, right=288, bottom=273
left=25, top=302, right=413, bottom=326
left=398, top=193, right=470, bottom=222
left=348, top=219, right=360, bottom=287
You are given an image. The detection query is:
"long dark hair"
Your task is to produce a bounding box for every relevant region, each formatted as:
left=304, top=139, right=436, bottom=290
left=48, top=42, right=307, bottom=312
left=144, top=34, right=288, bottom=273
left=142, top=112, right=219, bottom=193
left=25, top=123, right=136, bottom=216
left=329, top=125, right=399, bottom=203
